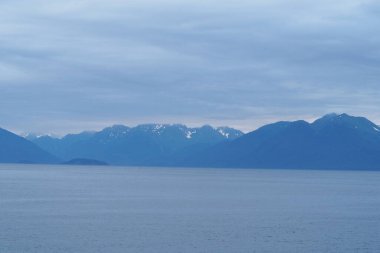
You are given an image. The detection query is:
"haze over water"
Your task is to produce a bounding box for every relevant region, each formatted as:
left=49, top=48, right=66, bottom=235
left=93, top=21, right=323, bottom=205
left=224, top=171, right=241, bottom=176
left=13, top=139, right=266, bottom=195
left=1, top=165, right=379, bottom=253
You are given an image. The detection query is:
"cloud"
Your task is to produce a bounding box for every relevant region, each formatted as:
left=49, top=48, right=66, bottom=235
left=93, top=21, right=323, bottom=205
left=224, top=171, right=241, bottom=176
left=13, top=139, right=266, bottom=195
left=0, top=0, right=380, bottom=134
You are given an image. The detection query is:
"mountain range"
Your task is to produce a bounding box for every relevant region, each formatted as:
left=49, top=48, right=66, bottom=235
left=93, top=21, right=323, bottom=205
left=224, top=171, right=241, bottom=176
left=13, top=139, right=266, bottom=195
left=25, top=124, right=243, bottom=166
left=0, top=128, right=58, bottom=164
left=182, top=113, right=380, bottom=170
left=1, top=113, right=380, bottom=170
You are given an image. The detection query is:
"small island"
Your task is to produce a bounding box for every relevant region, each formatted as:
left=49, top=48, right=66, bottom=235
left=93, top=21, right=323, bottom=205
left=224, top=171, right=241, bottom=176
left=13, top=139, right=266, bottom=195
left=62, top=158, right=109, bottom=166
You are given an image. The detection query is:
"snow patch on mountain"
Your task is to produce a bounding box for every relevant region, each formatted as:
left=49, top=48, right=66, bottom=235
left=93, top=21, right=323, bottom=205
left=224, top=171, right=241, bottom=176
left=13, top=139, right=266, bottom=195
left=218, top=129, right=230, bottom=138
left=106, top=125, right=130, bottom=138
left=152, top=124, right=164, bottom=133
left=186, top=130, right=197, bottom=139
left=23, top=133, right=59, bottom=140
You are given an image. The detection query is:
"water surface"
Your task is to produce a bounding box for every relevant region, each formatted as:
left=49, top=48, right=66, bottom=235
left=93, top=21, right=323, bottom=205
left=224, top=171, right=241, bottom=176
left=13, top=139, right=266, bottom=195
left=1, top=165, right=379, bottom=252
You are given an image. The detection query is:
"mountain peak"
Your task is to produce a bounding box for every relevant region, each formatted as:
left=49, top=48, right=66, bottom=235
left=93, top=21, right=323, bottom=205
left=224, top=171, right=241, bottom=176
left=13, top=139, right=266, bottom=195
left=316, top=113, right=353, bottom=122
left=216, top=127, right=244, bottom=139
left=102, top=125, right=130, bottom=133
left=321, top=113, right=339, bottom=119
left=315, top=113, right=368, bottom=124
left=107, top=124, right=130, bottom=130
left=309, top=113, right=379, bottom=134
left=0, top=128, right=58, bottom=164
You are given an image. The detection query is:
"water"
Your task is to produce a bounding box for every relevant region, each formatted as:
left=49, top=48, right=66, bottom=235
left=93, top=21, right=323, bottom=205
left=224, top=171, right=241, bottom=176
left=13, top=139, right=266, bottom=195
left=1, top=165, right=379, bottom=253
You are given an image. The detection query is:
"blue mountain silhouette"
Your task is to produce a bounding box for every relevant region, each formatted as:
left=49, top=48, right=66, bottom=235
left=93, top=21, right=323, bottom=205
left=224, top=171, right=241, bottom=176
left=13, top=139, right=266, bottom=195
left=27, top=124, right=242, bottom=165
left=0, top=128, right=58, bottom=164
left=5, top=113, right=380, bottom=170
left=182, top=114, right=380, bottom=170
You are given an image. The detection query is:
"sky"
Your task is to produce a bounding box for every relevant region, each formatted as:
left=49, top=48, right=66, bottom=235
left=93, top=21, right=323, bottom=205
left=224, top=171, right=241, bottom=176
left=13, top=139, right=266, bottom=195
left=1, top=0, right=380, bottom=135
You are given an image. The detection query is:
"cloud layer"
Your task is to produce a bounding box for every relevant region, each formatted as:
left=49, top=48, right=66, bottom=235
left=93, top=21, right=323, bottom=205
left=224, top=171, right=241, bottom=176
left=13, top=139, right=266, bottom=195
left=1, top=0, right=380, bottom=134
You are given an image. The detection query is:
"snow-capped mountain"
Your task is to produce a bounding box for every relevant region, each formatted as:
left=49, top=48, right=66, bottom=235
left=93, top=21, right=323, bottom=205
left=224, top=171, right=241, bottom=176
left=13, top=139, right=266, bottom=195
left=28, top=124, right=243, bottom=165
left=183, top=113, right=380, bottom=170
left=15, top=114, right=380, bottom=170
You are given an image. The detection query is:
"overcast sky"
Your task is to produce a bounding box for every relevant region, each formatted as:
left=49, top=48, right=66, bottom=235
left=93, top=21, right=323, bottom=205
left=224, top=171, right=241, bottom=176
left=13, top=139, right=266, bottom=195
left=1, top=0, right=380, bottom=134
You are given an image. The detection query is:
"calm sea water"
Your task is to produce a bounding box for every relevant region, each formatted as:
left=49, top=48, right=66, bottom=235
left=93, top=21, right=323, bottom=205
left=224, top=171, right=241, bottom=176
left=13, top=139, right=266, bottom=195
left=0, top=164, right=379, bottom=253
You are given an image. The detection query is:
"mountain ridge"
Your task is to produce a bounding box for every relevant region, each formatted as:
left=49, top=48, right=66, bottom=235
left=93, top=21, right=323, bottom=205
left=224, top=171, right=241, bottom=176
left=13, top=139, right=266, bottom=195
left=26, top=123, right=243, bottom=165
left=0, top=127, right=59, bottom=164
left=181, top=113, right=380, bottom=170
left=2, top=113, right=380, bottom=170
